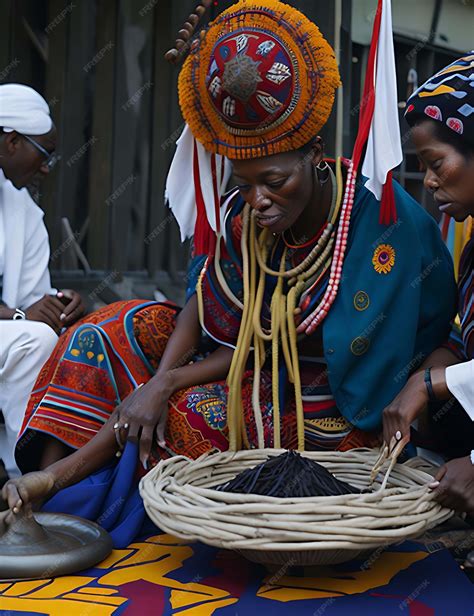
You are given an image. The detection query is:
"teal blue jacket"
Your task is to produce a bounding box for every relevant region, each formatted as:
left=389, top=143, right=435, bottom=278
left=323, top=180, right=457, bottom=431
left=187, top=181, right=457, bottom=433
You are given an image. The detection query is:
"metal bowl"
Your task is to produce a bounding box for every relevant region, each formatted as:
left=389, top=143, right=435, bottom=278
left=0, top=512, right=113, bottom=581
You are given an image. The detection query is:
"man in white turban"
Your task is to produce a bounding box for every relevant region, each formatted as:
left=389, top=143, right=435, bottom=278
left=0, top=84, right=85, bottom=478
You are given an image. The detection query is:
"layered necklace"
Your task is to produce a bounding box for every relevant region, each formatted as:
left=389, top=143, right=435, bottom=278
left=254, top=161, right=339, bottom=296
left=203, top=157, right=357, bottom=451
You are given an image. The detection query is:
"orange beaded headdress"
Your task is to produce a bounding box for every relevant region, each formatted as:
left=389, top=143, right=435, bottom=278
left=178, top=0, right=341, bottom=160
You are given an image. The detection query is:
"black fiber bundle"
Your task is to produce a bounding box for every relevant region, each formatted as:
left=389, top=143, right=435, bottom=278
left=215, top=451, right=358, bottom=497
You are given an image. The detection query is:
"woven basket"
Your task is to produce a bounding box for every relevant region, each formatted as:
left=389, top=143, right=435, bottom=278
left=139, top=448, right=452, bottom=566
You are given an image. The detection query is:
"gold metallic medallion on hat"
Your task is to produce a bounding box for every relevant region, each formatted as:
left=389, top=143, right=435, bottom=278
left=178, top=0, right=341, bottom=159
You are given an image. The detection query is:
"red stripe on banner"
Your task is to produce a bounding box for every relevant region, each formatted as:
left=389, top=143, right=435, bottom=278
left=352, top=0, right=383, bottom=172
left=380, top=171, right=397, bottom=225
left=193, top=140, right=215, bottom=255
left=353, top=0, right=398, bottom=224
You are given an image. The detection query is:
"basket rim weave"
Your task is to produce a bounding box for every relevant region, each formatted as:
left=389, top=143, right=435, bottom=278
left=139, top=448, right=452, bottom=554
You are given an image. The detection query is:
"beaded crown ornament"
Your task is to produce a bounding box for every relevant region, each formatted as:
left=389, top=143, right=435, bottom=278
left=178, top=0, right=341, bottom=159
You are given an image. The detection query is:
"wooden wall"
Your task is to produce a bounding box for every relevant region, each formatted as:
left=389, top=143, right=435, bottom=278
left=0, top=0, right=350, bottom=280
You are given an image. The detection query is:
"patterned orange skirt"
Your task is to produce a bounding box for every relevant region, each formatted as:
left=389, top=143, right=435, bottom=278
left=16, top=301, right=378, bottom=472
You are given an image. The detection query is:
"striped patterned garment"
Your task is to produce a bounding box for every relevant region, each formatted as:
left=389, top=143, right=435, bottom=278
left=16, top=300, right=179, bottom=470
left=299, top=356, right=352, bottom=451
left=458, top=238, right=474, bottom=359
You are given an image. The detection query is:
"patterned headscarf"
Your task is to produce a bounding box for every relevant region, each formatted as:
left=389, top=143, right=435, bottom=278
left=405, top=52, right=474, bottom=145
left=178, top=0, right=341, bottom=160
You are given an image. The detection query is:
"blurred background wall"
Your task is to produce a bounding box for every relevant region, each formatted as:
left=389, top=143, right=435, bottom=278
left=0, top=0, right=471, bottom=302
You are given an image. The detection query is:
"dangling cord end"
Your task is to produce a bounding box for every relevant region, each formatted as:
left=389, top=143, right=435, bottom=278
left=379, top=171, right=397, bottom=226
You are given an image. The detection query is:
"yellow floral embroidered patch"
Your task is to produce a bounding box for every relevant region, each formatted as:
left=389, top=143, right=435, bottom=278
left=372, top=244, right=395, bottom=274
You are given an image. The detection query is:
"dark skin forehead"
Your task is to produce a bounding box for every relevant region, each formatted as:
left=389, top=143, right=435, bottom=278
left=411, top=121, right=445, bottom=156
left=411, top=120, right=472, bottom=160
left=410, top=118, right=474, bottom=221
left=232, top=150, right=306, bottom=181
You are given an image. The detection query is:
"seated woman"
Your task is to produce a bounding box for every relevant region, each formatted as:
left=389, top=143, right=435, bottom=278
left=382, top=53, right=474, bottom=515
left=2, top=0, right=457, bottom=546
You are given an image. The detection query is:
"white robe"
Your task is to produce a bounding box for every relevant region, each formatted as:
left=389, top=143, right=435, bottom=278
left=0, top=170, right=55, bottom=308
left=0, top=170, right=57, bottom=476
left=446, top=360, right=474, bottom=422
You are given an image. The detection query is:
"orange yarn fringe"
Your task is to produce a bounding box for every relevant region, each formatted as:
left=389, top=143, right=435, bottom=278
left=178, top=0, right=341, bottom=160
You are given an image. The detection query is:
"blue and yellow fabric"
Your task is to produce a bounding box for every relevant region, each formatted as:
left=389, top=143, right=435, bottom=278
left=441, top=214, right=473, bottom=281
left=0, top=534, right=472, bottom=615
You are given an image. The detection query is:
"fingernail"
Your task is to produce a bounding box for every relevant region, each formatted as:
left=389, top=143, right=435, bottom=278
left=12, top=507, right=19, bottom=514
left=159, top=441, right=165, bottom=448
left=395, top=430, right=402, bottom=441
left=142, top=459, right=148, bottom=470
left=429, top=481, right=440, bottom=489
left=60, top=313, right=66, bottom=320
left=57, top=292, right=64, bottom=297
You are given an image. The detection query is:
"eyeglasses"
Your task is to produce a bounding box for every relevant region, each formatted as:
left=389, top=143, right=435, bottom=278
left=20, top=133, right=61, bottom=170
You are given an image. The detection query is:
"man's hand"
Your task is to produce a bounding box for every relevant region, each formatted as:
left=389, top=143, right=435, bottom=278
left=431, top=457, right=474, bottom=514
left=0, top=306, right=15, bottom=320
left=25, top=294, right=65, bottom=334
left=117, top=373, right=175, bottom=468
left=57, top=290, right=86, bottom=327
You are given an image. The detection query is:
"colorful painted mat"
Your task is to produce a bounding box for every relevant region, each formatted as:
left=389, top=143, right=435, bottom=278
left=0, top=534, right=472, bottom=615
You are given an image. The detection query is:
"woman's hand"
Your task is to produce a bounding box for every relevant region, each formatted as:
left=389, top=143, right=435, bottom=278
left=431, top=457, right=474, bottom=514
left=382, top=370, right=428, bottom=449
left=117, top=372, right=176, bottom=467
left=58, top=290, right=86, bottom=327
left=2, top=471, right=56, bottom=514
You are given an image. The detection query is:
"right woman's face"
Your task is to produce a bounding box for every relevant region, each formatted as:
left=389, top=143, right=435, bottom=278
left=411, top=121, right=474, bottom=222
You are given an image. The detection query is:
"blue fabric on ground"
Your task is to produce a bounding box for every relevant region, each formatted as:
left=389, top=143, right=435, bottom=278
left=42, top=441, right=155, bottom=548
